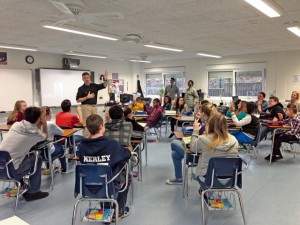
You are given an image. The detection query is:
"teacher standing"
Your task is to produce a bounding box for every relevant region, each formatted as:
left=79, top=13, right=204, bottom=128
left=164, top=77, right=180, bottom=100
left=76, top=71, right=108, bottom=136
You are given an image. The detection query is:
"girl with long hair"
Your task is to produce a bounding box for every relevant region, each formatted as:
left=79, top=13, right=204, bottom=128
left=7, top=100, right=27, bottom=124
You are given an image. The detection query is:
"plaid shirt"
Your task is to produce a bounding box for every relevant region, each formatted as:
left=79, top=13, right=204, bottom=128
left=145, top=105, right=163, bottom=127
left=104, top=119, right=133, bottom=147
left=285, top=116, right=300, bottom=139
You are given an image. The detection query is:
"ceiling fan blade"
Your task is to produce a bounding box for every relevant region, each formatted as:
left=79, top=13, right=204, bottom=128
left=49, top=0, right=73, bottom=15
left=83, top=12, right=124, bottom=20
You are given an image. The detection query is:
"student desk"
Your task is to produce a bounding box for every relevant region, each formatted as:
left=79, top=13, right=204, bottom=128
left=266, top=124, right=291, bottom=164
left=0, top=124, right=11, bottom=141
left=0, top=216, right=29, bottom=225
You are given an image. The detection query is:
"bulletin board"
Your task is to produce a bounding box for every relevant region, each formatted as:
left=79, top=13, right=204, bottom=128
left=108, top=79, right=124, bottom=95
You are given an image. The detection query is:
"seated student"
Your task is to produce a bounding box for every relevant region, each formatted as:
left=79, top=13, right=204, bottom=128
left=144, top=98, right=164, bottom=128
left=163, top=95, right=172, bottom=111
left=42, top=106, right=67, bottom=173
left=7, top=100, right=27, bottom=124
left=226, top=100, right=247, bottom=120
left=129, top=97, right=144, bottom=111
left=78, top=114, right=132, bottom=220
left=169, top=97, right=190, bottom=138
left=260, top=96, right=286, bottom=141
left=190, top=113, right=239, bottom=178
left=265, top=104, right=300, bottom=162
left=105, top=105, right=133, bottom=148
left=256, top=92, right=268, bottom=113
left=290, top=91, right=300, bottom=112
left=56, top=99, right=84, bottom=145
left=166, top=103, right=217, bottom=185
left=230, top=102, right=260, bottom=143
left=0, top=107, right=49, bottom=201
left=123, top=108, right=146, bottom=141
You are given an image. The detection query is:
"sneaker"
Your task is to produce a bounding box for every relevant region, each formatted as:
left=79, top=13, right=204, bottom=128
left=41, top=168, right=50, bottom=175
left=264, top=155, right=271, bottom=160
left=112, top=206, right=131, bottom=222
left=131, top=171, right=139, bottom=177
left=61, top=168, right=67, bottom=174
left=23, top=191, right=49, bottom=201
left=168, top=133, right=175, bottom=138
left=166, top=178, right=183, bottom=185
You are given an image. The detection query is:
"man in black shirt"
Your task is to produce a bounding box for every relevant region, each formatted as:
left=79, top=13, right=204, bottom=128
left=76, top=71, right=108, bottom=136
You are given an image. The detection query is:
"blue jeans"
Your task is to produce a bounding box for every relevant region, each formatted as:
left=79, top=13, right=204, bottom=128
left=16, top=154, right=42, bottom=193
left=171, top=140, right=185, bottom=179
left=52, top=143, right=67, bottom=170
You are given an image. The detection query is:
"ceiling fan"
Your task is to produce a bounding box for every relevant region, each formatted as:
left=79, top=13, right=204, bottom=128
left=48, top=0, right=124, bottom=26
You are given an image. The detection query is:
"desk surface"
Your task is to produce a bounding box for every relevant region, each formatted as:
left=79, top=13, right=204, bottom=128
left=61, top=129, right=79, bottom=137
left=0, top=124, right=11, bottom=131
left=0, top=216, right=29, bottom=225
left=266, top=125, right=291, bottom=129
left=177, top=116, right=194, bottom=122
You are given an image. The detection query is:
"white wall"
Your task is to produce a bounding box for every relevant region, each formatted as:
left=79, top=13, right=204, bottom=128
left=141, top=50, right=300, bottom=104
left=0, top=49, right=143, bottom=107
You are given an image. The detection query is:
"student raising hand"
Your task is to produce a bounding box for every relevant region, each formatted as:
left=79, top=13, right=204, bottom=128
left=193, top=118, right=201, bottom=131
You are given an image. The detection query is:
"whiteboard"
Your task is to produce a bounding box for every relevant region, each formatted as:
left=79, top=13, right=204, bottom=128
left=40, top=69, right=89, bottom=107
left=0, top=69, right=33, bottom=111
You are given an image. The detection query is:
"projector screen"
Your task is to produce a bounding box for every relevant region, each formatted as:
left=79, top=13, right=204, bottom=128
left=0, top=69, right=33, bottom=111
left=39, top=69, right=90, bottom=107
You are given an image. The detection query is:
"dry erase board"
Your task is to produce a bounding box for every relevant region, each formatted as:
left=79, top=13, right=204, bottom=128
left=0, top=69, right=33, bottom=111
left=38, top=69, right=90, bottom=107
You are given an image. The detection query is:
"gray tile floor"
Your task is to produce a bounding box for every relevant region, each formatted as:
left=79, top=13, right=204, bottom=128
left=1, top=110, right=300, bottom=225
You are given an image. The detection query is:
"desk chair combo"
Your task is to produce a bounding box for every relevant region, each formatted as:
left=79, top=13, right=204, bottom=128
left=72, top=163, right=129, bottom=225
left=198, top=157, right=247, bottom=225
left=0, top=151, right=39, bottom=215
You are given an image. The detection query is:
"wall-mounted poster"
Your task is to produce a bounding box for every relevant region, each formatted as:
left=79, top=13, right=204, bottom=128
left=0, top=52, right=7, bottom=65
left=108, top=79, right=124, bottom=94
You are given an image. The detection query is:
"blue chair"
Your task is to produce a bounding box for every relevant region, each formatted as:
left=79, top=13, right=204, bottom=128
left=72, top=163, right=129, bottom=225
left=198, top=157, right=246, bottom=225
left=0, top=151, right=39, bottom=215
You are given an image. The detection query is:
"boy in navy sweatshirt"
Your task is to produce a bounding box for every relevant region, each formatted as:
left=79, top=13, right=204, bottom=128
left=78, top=114, right=131, bottom=220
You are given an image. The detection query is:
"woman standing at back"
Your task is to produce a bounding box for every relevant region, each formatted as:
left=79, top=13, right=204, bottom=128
left=190, top=113, right=239, bottom=177
left=7, top=100, right=27, bottom=124
left=291, top=91, right=300, bottom=112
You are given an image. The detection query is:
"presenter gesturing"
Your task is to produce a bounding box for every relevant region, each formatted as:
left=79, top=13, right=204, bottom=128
left=76, top=71, right=108, bottom=136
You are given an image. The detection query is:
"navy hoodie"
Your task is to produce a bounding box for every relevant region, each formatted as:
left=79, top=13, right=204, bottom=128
left=78, top=136, right=131, bottom=175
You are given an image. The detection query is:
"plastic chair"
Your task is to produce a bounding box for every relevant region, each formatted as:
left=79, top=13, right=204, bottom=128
left=72, top=163, right=129, bottom=225
left=0, top=151, right=39, bottom=215
left=198, top=157, right=246, bottom=225
left=238, top=123, right=262, bottom=159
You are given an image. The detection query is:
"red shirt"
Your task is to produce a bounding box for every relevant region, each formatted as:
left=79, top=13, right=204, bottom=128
left=56, top=112, right=80, bottom=128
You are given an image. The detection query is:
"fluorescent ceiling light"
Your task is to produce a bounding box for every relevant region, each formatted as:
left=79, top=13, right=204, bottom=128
left=244, top=0, right=282, bottom=18
left=197, top=53, right=222, bottom=58
left=144, top=44, right=183, bottom=52
left=130, top=60, right=151, bottom=63
left=287, top=26, right=300, bottom=37
left=65, top=52, right=107, bottom=59
left=43, top=24, right=118, bottom=41
left=0, top=45, right=37, bottom=51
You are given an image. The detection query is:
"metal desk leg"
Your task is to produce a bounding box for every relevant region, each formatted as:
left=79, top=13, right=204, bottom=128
left=144, top=132, right=148, bottom=166
left=0, top=131, right=3, bottom=142
left=183, top=152, right=188, bottom=198
left=47, top=148, right=54, bottom=190
left=269, top=128, right=278, bottom=164
left=138, top=144, right=143, bottom=181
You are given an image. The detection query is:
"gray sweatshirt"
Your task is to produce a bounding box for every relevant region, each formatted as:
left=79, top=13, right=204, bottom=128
left=190, top=132, right=238, bottom=176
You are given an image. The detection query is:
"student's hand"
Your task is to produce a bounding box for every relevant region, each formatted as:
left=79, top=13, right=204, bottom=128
left=273, top=117, right=278, bottom=121
left=132, top=99, right=136, bottom=105
left=103, top=70, right=108, bottom=81
left=142, top=100, right=147, bottom=105
left=105, top=113, right=110, bottom=122
left=144, top=126, right=149, bottom=131
left=87, top=91, right=95, bottom=99
left=277, top=113, right=283, bottom=121
left=193, top=119, right=201, bottom=131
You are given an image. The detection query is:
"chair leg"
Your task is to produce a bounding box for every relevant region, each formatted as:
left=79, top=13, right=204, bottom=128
left=201, top=190, right=207, bottom=225
left=14, top=181, right=21, bottom=215
left=72, top=198, right=82, bottom=225
left=236, top=189, right=247, bottom=225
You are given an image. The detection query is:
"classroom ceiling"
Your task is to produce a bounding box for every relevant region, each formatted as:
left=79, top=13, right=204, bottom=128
left=1, top=0, right=300, bottom=62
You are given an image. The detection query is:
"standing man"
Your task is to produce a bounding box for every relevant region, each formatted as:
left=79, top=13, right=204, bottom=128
left=164, top=77, right=180, bottom=100
left=184, top=80, right=199, bottom=110
left=76, top=70, right=108, bottom=137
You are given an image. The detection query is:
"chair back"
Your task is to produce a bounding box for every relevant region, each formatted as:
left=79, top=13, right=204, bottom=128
left=0, top=151, right=20, bottom=181
left=74, top=164, right=116, bottom=199
left=251, top=122, right=262, bottom=147
left=203, top=157, right=242, bottom=189
left=143, top=98, right=152, bottom=106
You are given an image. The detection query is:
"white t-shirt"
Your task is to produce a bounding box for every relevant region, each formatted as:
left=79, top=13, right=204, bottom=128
left=0, top=121, right=46, bottom=169
left=46, top=121, right=64, bottom=154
